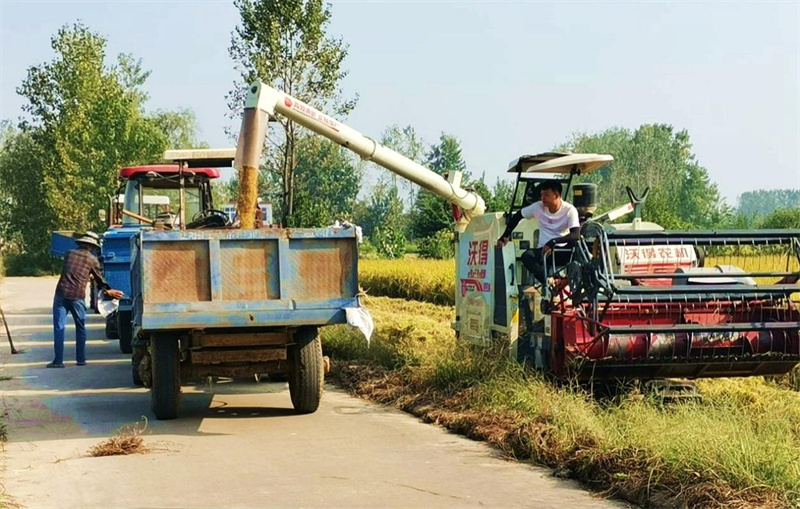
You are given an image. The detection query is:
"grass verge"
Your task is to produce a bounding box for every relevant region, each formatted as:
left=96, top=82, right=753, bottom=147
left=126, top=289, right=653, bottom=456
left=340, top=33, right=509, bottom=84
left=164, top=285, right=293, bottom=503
left=323, top=296, right=800, bottom=509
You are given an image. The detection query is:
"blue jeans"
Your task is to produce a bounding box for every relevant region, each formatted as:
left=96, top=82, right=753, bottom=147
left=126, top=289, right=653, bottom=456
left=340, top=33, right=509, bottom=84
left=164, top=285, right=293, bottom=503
left=53, top=294, right=87, bottom=364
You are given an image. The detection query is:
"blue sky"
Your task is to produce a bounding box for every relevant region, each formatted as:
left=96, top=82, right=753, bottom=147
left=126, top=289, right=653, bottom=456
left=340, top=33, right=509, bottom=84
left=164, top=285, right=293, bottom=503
left=1, top=0, right=798, bottom=206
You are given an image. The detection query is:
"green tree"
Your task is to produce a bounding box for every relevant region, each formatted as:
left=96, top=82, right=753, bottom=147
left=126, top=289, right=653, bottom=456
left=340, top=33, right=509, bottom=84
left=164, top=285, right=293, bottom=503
left=410, top=133, right=467, bottom=239
left=229, top=0, right=356, bottom=226
left=151, top=108, right=210, bottom=150
left=374, top=124, right=426, bottom=208
left=357, top=180, right=405, bottom=238
left=738, top=190, right=800, bottom=218
left=290, top=136, right=361, bottom=227
left=4, top=23, right=168, bottom=267
left=760, top=207, right=800, bottom=229
left=469, top=174, right=514, bottom=213
left=561, top=124, right=725, bottom=229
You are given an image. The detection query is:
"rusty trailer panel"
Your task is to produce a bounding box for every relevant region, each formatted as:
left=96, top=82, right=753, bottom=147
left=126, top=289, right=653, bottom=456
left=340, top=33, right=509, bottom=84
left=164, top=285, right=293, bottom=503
left=198, top=332, right=287, bottom=347
left=191, top=348, right=286, bottom=364
left=185, top=361, right=288, bottom=379
left=131, top=227, right=359, bottom=333
left=144, top=241, right=211, bottom=303
left=220, top=239, right=280, bottom=301
left=288, top=238, right=356, bottom=300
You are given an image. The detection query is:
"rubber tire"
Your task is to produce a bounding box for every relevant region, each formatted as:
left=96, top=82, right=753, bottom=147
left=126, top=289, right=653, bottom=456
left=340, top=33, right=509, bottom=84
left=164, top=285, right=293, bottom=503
left=117, top=310, right=133, bottom=354
left=150, top=334, right=181, bottom=420
left=131, top=349, right=144, bottom=387
left=105, top=312, right=119, bottom=339
left=288, top=327, right=324, bottom=414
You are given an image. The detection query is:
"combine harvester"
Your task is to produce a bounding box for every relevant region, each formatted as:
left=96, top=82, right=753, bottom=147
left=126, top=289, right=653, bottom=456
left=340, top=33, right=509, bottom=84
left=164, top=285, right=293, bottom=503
left=240, top=82, right=800, bottom=392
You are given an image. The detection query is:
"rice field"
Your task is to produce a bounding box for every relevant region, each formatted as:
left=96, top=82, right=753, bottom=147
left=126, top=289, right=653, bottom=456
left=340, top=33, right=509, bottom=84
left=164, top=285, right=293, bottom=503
left=359, top=258, right=456, bottom=306
left=359, top=254, right=799, bottom=305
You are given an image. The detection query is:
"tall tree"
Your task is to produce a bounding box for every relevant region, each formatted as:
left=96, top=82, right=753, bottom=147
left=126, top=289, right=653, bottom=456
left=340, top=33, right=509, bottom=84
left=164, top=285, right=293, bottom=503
left=5, top=23, right=168, bottom=266
left=151, top=108, right=210, bottom=150
left=290, top=135, right=361, bottom=227
left=737, top=190, right=800, bottom=218
left=229, top=0, right=356, bottom=226
left=562, top=124, right=726, bottom=229
left=410, top=133, right=467, bottom=239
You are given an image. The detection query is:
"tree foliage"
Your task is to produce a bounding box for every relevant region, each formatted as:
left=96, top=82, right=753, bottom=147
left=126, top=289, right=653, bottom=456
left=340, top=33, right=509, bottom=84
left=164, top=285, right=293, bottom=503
left=737, top=190, right=800, bottom=218
left=289, top=135, right=361, bottom=227
left=410, top=133, right=465, bottom=239
left=562, top=124, right=726, bottom=229
left=0, top=23, right=168, bottom=266
left=151, top=108, right=209, bottom=150
left=409, top=133, right=512, bottom=239
left=760, top=207, right=800, bottom=229
left=0, top=23, right=205, bottom=270
left=229, top=0, right=356, bottom=226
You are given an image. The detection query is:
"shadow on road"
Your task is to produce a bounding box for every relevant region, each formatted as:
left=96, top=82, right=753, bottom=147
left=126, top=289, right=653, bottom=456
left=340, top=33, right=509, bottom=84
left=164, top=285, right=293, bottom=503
left=1, top=279, right=306, bottom=444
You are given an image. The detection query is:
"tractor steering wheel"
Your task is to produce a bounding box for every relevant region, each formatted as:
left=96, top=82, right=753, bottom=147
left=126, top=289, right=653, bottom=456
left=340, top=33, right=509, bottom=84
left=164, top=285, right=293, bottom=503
left=187, top=209, right=231, bottom=229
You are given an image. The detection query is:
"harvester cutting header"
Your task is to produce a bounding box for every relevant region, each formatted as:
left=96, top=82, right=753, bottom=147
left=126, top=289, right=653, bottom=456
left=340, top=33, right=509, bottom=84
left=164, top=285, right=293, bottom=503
left=239, top=81, right=800, bottom=386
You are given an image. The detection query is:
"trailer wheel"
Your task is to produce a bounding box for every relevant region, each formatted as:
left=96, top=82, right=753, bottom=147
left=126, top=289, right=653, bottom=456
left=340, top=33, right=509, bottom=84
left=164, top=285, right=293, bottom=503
left=150, top=334, right=181, bottom=420
left=288, top=327, right=324, bottom=414
left=131, top=348, right=145, bottom=387
left=117, top=310, right=133, bottom=354
left=105, top=311, right=119, bottom=339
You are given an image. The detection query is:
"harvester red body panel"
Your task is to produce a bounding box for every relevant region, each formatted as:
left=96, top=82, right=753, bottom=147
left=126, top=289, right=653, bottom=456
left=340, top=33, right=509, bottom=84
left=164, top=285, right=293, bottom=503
left=539, top=228, right=800, bottom=380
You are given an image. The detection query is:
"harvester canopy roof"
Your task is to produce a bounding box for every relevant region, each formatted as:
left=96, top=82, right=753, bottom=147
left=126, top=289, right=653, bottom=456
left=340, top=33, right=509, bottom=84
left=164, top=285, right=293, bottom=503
left=507, top=152, right=571, bottom=173
left=525, top=153, right=613, bottom=175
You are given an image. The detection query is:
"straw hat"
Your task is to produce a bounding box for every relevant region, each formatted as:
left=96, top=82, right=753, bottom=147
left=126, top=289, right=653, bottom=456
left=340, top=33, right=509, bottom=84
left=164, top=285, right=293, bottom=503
left=75, top=232, right=100, bottom=249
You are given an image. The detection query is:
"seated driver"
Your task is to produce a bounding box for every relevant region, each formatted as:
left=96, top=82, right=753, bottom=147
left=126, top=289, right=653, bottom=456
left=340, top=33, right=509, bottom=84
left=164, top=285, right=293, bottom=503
left=496, top=180, right=580, bottom=286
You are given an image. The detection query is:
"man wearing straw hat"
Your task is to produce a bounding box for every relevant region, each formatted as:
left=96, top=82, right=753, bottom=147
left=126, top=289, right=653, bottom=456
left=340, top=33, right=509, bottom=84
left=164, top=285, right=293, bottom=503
left=47, top=233, right=124, bottom=368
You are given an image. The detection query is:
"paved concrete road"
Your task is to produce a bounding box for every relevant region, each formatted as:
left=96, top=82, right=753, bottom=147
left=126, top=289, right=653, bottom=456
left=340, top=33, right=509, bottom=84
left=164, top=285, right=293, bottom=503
left=0, top=277, right=624, bottom=509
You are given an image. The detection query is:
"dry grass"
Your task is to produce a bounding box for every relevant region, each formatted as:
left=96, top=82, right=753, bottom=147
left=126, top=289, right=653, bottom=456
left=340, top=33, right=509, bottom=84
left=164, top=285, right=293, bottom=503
left=323, top=296, right=800, bottom=509
left=88, top=418, right=149, bottom=457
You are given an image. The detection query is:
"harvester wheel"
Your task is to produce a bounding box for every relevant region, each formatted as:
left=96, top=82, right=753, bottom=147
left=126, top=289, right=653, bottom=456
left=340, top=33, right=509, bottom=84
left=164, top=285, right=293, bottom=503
left=117, top=310, right=133, bottom=354
left=288, top=326, right=324, bottom=414
left=150, top=334, right=181, bottom=420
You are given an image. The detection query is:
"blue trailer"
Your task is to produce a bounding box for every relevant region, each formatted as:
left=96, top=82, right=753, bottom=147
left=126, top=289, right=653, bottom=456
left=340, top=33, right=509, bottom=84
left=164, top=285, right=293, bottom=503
left=131, top=226, right=359, bottom=419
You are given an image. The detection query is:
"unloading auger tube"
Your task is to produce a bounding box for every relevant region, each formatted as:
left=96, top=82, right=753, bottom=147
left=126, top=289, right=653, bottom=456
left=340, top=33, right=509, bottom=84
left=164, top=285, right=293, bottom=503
left=235, top=81, right=486, bottom=228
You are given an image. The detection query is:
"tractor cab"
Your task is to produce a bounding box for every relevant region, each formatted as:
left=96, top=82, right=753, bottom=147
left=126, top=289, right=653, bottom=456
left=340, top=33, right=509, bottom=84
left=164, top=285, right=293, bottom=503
left=112, top=164, right=223, bottom=229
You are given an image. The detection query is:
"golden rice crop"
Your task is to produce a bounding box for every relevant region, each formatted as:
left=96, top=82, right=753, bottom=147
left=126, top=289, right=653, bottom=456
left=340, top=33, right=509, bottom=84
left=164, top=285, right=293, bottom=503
left=359, top=258, right=455, bottom=306
left=360, top=254, right=798, bottom=305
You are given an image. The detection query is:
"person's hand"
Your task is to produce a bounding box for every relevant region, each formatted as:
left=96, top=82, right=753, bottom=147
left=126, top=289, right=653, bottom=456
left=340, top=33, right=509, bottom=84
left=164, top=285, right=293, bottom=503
left=542, top=243, right=553, bottom=255
left=496, top=237, right=509, bottom=247
left=105, top=289, right=124, bottom=300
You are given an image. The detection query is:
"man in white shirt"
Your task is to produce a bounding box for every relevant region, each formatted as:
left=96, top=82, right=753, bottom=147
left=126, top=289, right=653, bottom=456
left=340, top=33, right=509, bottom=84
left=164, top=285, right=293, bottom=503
left=496, top=180, right=580, bottom=285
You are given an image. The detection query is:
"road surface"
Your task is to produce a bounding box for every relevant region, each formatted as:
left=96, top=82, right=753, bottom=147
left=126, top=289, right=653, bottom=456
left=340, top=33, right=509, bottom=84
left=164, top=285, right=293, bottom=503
left=0, top=277, right=623, bottom=508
